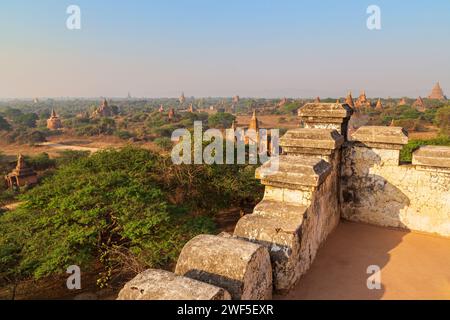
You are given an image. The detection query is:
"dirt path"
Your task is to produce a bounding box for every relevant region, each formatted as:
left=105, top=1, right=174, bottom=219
left=37, top=142, right=100, bottom=153
left=2, top=202, right=23, bottom=211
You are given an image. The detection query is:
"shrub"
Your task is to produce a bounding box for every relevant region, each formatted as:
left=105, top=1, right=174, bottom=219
left=0, top=115, right=11, bottom=131
left=25, top=153, right=56, bottom=171
left=55, top=150, right=91, bottom=166
left=115, top=130, right=135, bottom=140
left=400, top=136, right=450, bottom=162
left=0, top=147, right=215, bottom=283
left=154, top=137, right=173, bottom=151
left=208, top=113, right=235, bottom=129
left=434, top=106, right=450, bottom=135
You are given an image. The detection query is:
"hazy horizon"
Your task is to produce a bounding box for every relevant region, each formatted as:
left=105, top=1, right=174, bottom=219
left=1, top=0, right=449, bottom=99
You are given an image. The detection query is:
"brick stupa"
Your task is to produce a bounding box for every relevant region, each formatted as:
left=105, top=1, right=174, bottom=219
left=345, top=92, right=355, bottom=108
left=428, top=82, right=447, bottom=100
left=375, top=98, right=383, bottom=110
left=46, top=109, right=63, bottom=130
left=413, top=97, right=426, bottom=112
left=5, top=154, right=38, bottom=189
left=355, top=91, right=371, bottom=108
left=93, top=99, right=114, bottom=117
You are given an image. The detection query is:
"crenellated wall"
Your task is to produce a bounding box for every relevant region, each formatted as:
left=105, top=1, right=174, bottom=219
left=341, top=126, right=450, bottom=237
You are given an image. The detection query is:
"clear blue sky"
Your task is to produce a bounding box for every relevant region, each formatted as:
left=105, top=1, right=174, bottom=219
left=1, top=0, right=449, bottom=98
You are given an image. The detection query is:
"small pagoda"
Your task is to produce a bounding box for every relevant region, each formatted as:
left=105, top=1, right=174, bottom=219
left=46, top=109, right=63, bottom=130
left=179, top=92, right=186, bottom=105
left=375, top=98, right=383, bottom=110
left=92, top=99, right=114, bottom=118
left=355, top=91, right=372, bottom=108
left=5, top=154, right=38, bottom=189
left=245, top=110, right=260, bottom=145
left=345, top=92, right=355, bottom=108
left=413, top=97, right=426, bottom=112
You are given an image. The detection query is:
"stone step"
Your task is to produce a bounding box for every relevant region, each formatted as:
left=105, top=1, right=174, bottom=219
left=117, top=269, right=231, bottom=300
left=253, top=200, right=307, bottom=219
left=256, top=155, right=331, bottom=188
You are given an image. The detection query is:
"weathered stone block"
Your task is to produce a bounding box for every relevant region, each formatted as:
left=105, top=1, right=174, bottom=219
left=412, top=146, right=450, bottom=169
left=280, top=128, right=344, bottom=156
left=298, top=103, right=353, bottom=139
left=234, top=202, right=306, bottom=291
left=298, top=103, right=353, bottom=120
left=175, top=234, right=272, bottom=300
left=351, top=126, right=408, bottom=150
left=256, top=155, right=331, bottom=189
left=117, top=269, right=231, bottom=300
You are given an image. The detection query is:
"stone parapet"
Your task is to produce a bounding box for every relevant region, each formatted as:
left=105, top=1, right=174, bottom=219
left=175, top=234, right=272, bottom=300
left=351, top=126, right=408, bottom=150
left=256, top=155, right=331, bottom=189
left=298, top=103, right=353, bottom=140
left=234, top=203, right=306, bottom=291
left=280, top=128, right=344, bottom=156
left=117, top=269, right=231, bottom=300
left=412, top=146, right=450, bottom=171
left=233, top=126, right=343, bottom=292
left=349, top=126, right=409, bottom=166
left=341, top=141, right=450, bottom=237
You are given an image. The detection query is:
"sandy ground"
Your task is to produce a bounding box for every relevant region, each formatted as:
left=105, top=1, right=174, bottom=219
left=236, top=115, right=299, bottom=129
left=0, top=134, right=161, bottom=158
left=278, top=221, right=450, bottom=300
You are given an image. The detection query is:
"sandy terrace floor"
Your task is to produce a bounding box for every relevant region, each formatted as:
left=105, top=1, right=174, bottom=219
left=277, top=221, right=450, bottom=300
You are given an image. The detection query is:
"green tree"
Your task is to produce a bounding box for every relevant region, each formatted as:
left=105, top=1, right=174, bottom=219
left=14, top=113, right=39, bottom=128
left=0, top=147, right=214, bottom=285
left=434, top=106, right=450, bottom=135
left=208, top=113, right=235, bottom=129
left=0, top=115, right=11, bottom=131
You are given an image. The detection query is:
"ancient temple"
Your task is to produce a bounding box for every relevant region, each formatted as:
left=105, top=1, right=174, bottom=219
left=179, top=92, right=186, bottom=105
left=245, top=110, right=260, bottom=145
left=398, top=98, right=408, bottom=106
left=158, top=105, right=164, bottom=113
left=314, top=97, right=321, bottom=103
left=355, top=91, right=371, bottom=108
left=5, top=154, right=38, bottom=189
left=46, top=109, right=63, bottom=130
left=413, top=97, right=426, bottom=112
left=92, top=99, right=114, bottom=117
left=345, top=92, right=355, bottom=108
left=188, top=103, right=195, bottom=113
left=375, top=98, right=383, bottom=110
left=233, top=95, right=240, bottom=104
left=428, top=82, right=447, bottom=100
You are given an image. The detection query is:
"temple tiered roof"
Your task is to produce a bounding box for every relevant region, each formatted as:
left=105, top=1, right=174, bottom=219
left=428, top=82, right=446, bottom=100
